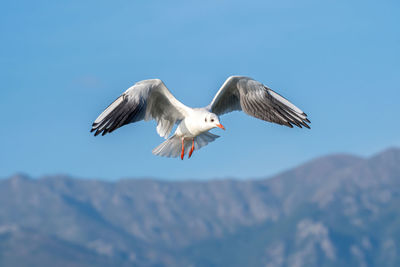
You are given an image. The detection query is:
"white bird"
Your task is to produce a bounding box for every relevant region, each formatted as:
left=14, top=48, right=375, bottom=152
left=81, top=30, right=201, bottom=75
left=91, top=76, right=310, bottom=160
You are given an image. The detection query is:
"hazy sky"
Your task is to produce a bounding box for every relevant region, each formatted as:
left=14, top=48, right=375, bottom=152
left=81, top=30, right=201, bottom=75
left=1, top=0, right=399, bottom=180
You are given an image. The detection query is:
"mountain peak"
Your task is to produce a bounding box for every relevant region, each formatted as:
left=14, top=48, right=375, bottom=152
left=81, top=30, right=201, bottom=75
left=371, top=146, right=400, bottom=159
left=9, top=173, right=31, bottom=181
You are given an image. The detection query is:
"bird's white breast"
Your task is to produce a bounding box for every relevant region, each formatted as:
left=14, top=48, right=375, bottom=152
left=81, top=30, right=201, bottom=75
left=175, top=109, right=207, bottom=138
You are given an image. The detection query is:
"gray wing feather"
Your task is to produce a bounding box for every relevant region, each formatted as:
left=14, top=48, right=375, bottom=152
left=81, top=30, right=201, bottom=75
left=208, top=76, right=310, bottom=128
left=91, top=79, right=190, bottom=137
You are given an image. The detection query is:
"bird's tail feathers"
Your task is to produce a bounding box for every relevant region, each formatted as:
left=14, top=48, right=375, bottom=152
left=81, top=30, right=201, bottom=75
left=152, top=132, right=220, bottom=158
left=194, top=132, right=220, bottom=150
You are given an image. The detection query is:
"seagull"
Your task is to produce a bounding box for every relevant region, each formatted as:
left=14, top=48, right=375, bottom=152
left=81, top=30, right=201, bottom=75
left=91, top=76, right=310, bottom=160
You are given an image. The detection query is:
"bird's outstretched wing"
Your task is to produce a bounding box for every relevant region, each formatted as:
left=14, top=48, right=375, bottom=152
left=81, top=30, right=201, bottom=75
left=91, top=79, right=190, bottom=138
left=207, top=76, right=310, bottom=128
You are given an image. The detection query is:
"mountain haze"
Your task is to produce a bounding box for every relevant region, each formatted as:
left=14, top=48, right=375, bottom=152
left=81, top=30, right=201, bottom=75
left=1, top=148, right=399, bottom=266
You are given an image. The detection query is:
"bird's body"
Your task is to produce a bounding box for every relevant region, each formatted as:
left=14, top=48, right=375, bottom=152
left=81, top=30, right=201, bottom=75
left=174, top=108, right=220, bottom=137
left=91, top=76, right=310, bottom=159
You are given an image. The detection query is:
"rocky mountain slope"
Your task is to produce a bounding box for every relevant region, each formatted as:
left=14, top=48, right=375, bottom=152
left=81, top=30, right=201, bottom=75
left=1, top=148, right=399, bottom=266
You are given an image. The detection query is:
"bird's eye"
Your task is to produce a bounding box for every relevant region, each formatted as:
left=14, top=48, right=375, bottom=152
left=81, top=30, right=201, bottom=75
left=205, top=118, right=207, bottom=122
left=211, top=119, right=214, bottom=122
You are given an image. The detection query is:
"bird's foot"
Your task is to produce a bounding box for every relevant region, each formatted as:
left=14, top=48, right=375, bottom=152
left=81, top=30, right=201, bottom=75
left=188, top=139, right=194, bottom=158
left=181, top=138, right=184, bottom=160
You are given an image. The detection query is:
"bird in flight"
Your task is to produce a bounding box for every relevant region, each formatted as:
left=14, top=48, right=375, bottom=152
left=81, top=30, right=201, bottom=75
left=91, top=76, right=310, bottom=160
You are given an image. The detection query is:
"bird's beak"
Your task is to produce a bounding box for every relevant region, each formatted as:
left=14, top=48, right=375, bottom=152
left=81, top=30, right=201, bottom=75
left=216, top=123, right=225, bottom=130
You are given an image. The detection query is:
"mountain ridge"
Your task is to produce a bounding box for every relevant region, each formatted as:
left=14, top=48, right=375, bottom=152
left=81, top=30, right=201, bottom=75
left=1, top=147, right=399, bottom=266
left=4, top=149, right=379, bottom=183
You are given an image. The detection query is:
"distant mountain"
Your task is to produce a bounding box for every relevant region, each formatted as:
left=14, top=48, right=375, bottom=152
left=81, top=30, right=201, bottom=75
left=1, top=148, right=399, bottom=267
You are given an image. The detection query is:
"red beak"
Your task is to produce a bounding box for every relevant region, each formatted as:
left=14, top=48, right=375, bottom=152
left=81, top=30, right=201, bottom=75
left=216, top=123, right=225, bottom=130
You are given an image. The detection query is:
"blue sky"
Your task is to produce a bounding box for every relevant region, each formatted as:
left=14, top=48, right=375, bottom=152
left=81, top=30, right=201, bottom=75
left=1, top=0, right=399, bottom=180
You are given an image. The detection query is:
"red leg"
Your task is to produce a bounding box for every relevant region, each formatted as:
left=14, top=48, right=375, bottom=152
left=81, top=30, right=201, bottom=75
left=180, top=138, right=184, bottom=160
left=188, top=139, right=194, bottom=158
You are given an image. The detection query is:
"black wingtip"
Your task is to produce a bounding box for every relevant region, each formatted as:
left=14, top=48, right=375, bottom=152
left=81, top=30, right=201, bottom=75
left=292, top=120, right=302, bottom=128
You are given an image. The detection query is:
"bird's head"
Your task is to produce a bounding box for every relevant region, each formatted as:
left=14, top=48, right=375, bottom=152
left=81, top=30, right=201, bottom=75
left=203, top=112, right=225, bottom=131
